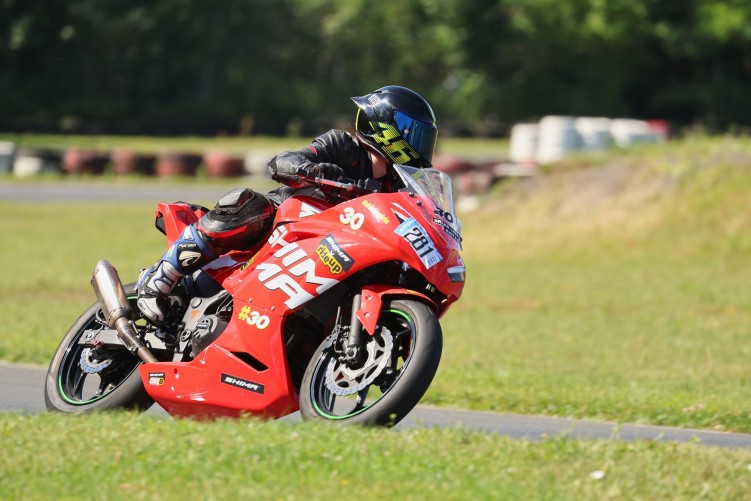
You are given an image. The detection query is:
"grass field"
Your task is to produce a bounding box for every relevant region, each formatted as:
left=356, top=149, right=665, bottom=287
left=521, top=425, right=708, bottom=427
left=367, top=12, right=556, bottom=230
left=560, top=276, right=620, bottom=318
left=2, top=412, right=751, bottom=500
left=432, top=136, right=751, bottom=432
left=2, top=135, right=751, bottom=499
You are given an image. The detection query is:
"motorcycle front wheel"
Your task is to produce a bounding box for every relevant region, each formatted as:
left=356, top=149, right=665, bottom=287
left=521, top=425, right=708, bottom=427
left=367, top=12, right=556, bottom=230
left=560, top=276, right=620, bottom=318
left=299, top=299, right=442, bottom=427
left=44, top=283, right=154, bottom=413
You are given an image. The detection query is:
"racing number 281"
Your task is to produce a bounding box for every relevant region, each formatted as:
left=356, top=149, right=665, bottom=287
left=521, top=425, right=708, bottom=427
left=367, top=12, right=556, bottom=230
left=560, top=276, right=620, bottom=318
left=403, top=226, right=435, bottom=258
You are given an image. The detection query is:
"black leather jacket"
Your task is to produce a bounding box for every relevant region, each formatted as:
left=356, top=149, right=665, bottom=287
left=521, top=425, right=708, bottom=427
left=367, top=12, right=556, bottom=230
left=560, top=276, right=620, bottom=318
left=267, top=129, right=374, bottom=185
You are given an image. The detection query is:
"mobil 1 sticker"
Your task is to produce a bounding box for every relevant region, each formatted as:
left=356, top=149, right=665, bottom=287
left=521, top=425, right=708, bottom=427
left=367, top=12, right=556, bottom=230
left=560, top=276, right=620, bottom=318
left=394, top=218, right=443, bottom=269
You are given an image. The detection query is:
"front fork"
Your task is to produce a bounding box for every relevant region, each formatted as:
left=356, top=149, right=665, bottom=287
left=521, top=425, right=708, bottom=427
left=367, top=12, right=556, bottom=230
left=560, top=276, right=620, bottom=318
left=343, top=293, right=364, bottom=365
left=341, top=285, right=434, bottom=366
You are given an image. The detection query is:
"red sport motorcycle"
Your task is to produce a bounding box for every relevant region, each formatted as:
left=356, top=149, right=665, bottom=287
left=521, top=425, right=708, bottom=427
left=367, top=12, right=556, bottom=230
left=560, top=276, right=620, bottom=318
left=45, top=165, right=465, bottom=426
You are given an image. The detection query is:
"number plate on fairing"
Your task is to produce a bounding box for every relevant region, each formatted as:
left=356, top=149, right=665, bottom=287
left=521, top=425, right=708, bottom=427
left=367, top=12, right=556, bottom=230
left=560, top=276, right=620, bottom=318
left=394, top=218, right=443, bottom=269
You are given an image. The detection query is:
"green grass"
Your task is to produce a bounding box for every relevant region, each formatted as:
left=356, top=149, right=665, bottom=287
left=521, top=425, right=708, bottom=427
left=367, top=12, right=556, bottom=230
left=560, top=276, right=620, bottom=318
left=2, top=135, right=751, bottom=432
left=1, top=412, right=750, bottom=500
left=433, top=135, right=751, bottom=431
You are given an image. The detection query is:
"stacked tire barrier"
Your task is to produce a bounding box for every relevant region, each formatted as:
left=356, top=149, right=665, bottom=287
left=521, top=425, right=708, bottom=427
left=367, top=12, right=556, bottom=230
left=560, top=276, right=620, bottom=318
left=0, top=145, right=261, bottom=178
left=509, top=115, right=669, bottom=165
left=13, top=148, right=64, bottom=177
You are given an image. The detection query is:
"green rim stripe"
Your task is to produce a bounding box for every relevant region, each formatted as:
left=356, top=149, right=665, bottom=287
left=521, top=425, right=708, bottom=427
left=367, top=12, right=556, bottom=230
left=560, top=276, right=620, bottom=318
left=58, top=376, right=103, bottom=405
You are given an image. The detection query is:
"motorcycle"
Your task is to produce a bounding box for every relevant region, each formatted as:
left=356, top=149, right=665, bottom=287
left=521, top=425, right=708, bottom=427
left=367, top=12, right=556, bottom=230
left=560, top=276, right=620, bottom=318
left=44, top=164, right=465, bottom=426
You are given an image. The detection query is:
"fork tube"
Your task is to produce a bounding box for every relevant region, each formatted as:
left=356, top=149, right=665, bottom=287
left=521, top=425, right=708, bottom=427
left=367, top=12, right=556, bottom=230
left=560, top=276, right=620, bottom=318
left=344, top=293, right=363, bottom=363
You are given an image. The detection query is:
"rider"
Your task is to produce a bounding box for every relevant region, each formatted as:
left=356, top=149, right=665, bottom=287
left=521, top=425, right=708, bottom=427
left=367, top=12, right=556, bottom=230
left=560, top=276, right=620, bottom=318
left=136, top=85, right=439, bottom=324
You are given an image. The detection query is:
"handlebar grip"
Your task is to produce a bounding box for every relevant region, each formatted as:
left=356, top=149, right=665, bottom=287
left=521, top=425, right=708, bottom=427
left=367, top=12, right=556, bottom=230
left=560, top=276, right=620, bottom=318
left=292, top=167, right=381, bottom=197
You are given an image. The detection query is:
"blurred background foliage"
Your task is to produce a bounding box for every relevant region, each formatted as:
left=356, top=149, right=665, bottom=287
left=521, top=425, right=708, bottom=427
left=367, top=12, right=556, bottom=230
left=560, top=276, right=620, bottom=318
left=1, top=0, right=750, bottom=136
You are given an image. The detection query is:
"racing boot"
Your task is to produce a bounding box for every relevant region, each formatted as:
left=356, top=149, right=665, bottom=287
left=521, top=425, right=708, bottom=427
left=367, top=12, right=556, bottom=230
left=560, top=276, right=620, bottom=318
left=136, top=224, right=216, bottom=325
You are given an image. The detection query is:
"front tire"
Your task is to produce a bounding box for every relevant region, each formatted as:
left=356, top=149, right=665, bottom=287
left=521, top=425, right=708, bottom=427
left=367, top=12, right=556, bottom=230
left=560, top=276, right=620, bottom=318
left=299, top=299, right=442, bottom=426
left=44, top=283, right=154, bottom=413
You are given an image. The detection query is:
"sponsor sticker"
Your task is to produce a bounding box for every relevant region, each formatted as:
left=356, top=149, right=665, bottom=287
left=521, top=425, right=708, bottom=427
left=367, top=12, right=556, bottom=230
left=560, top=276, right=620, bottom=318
left=433, top=217, right=462, bottom=244
left=256, top=238, right=338, bottom=309
left=239, top=255, right=256, bottom=272
left=221, top=373, right=265, bottom=394
left=361, top=199, right=390, bottom=224
left=394, top=218, right=443, bottom=269
left=315, top=234, right=354, bottom=275
left=148, top=372, right=165, bottom=386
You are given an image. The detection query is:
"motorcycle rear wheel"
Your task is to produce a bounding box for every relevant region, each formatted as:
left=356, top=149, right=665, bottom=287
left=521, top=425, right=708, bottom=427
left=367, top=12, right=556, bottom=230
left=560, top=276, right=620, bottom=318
left=299, top=299, right=442, bottom=427
left=44, top=283, right=154, bottom=413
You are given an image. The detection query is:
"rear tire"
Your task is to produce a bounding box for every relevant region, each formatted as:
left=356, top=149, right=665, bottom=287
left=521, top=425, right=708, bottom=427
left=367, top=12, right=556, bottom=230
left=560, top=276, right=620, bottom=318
left=44, top=283, right=154, bottom=413
left=299, top=299, right=442, bottom=427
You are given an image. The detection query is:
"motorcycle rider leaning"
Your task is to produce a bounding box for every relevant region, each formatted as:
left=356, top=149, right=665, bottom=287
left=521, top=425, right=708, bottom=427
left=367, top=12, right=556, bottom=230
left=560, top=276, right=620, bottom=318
left=136, top=85, right=439, bottom=325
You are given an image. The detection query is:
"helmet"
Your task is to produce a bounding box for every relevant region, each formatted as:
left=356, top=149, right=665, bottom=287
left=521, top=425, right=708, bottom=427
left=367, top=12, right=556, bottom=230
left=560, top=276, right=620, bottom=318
left=351, top=85, right=438, bottom=169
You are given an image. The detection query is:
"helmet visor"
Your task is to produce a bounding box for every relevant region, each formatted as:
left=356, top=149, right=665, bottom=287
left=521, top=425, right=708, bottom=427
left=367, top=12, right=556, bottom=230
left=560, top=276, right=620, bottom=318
left=394, top=110, right=438, bottom=165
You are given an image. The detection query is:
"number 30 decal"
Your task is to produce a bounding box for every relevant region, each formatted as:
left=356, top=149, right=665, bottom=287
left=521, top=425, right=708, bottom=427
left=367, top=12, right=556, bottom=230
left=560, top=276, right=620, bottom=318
left=340, top=207, right=364, bottom=230
left=238, top=306, right=270, bottom=330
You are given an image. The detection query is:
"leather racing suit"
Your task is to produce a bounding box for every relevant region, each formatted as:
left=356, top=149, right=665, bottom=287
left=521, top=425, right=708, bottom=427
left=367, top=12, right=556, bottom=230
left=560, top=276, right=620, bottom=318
left=136, top=129, right=376, bottom=325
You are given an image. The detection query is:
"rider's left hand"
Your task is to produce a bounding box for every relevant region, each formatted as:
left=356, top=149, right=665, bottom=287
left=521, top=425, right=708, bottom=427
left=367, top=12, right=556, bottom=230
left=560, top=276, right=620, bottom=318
left=304, top=163, right=345, bottom=181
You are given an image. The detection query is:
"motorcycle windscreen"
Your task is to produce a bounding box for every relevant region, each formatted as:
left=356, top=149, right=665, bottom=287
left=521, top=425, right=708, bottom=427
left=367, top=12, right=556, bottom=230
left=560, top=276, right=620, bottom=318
left=393, top=164, right=461, bottom=236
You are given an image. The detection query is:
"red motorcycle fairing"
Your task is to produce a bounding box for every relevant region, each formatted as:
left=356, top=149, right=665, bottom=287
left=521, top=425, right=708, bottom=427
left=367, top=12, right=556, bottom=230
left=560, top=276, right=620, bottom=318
left=274, top=197, right=331, bottom=223
left=154, top=202, right=208, bottom=247
left=138, top=301, right=297, bottom=419
left=355, top=284, right=432, bottom=335
left=139, top=188, right=463, bottom=419
left=221, top=191, right=463, bottom=314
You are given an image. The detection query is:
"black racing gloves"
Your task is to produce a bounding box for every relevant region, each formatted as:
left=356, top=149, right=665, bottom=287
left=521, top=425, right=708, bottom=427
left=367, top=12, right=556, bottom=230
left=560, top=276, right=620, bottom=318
left=303, top=163, right=345, bottom=181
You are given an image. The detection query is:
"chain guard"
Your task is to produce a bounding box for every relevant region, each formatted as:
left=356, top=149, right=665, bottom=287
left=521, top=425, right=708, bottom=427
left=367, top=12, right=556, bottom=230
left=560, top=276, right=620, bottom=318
left=323, top=327, right=393, bottom=396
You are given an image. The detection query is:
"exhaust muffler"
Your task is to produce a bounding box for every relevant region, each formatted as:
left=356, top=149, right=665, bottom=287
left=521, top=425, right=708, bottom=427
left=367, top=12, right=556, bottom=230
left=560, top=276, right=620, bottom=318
left=91, top=260, right=157, bottom=364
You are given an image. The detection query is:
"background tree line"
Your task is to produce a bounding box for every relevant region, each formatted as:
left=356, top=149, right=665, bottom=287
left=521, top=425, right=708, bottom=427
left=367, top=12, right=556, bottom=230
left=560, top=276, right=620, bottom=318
left=1, top=0, right=750, bottom=136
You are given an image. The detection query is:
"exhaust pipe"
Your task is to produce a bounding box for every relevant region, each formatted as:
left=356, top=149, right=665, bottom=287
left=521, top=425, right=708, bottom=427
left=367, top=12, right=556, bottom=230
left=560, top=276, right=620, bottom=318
left=91, top=260, right=157, bottom=364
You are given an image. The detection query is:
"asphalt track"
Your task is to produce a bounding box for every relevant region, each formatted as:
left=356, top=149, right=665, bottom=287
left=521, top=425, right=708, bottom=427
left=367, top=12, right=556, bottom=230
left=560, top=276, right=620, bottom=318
left=3, top=363, right=751, bottom=448
left=3, top=182, right=751, bottom=449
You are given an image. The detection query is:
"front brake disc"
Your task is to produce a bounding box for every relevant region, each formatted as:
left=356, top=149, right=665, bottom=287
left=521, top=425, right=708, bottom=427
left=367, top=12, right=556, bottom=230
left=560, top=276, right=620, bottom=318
left=324, top=327, right=393, bottom=396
